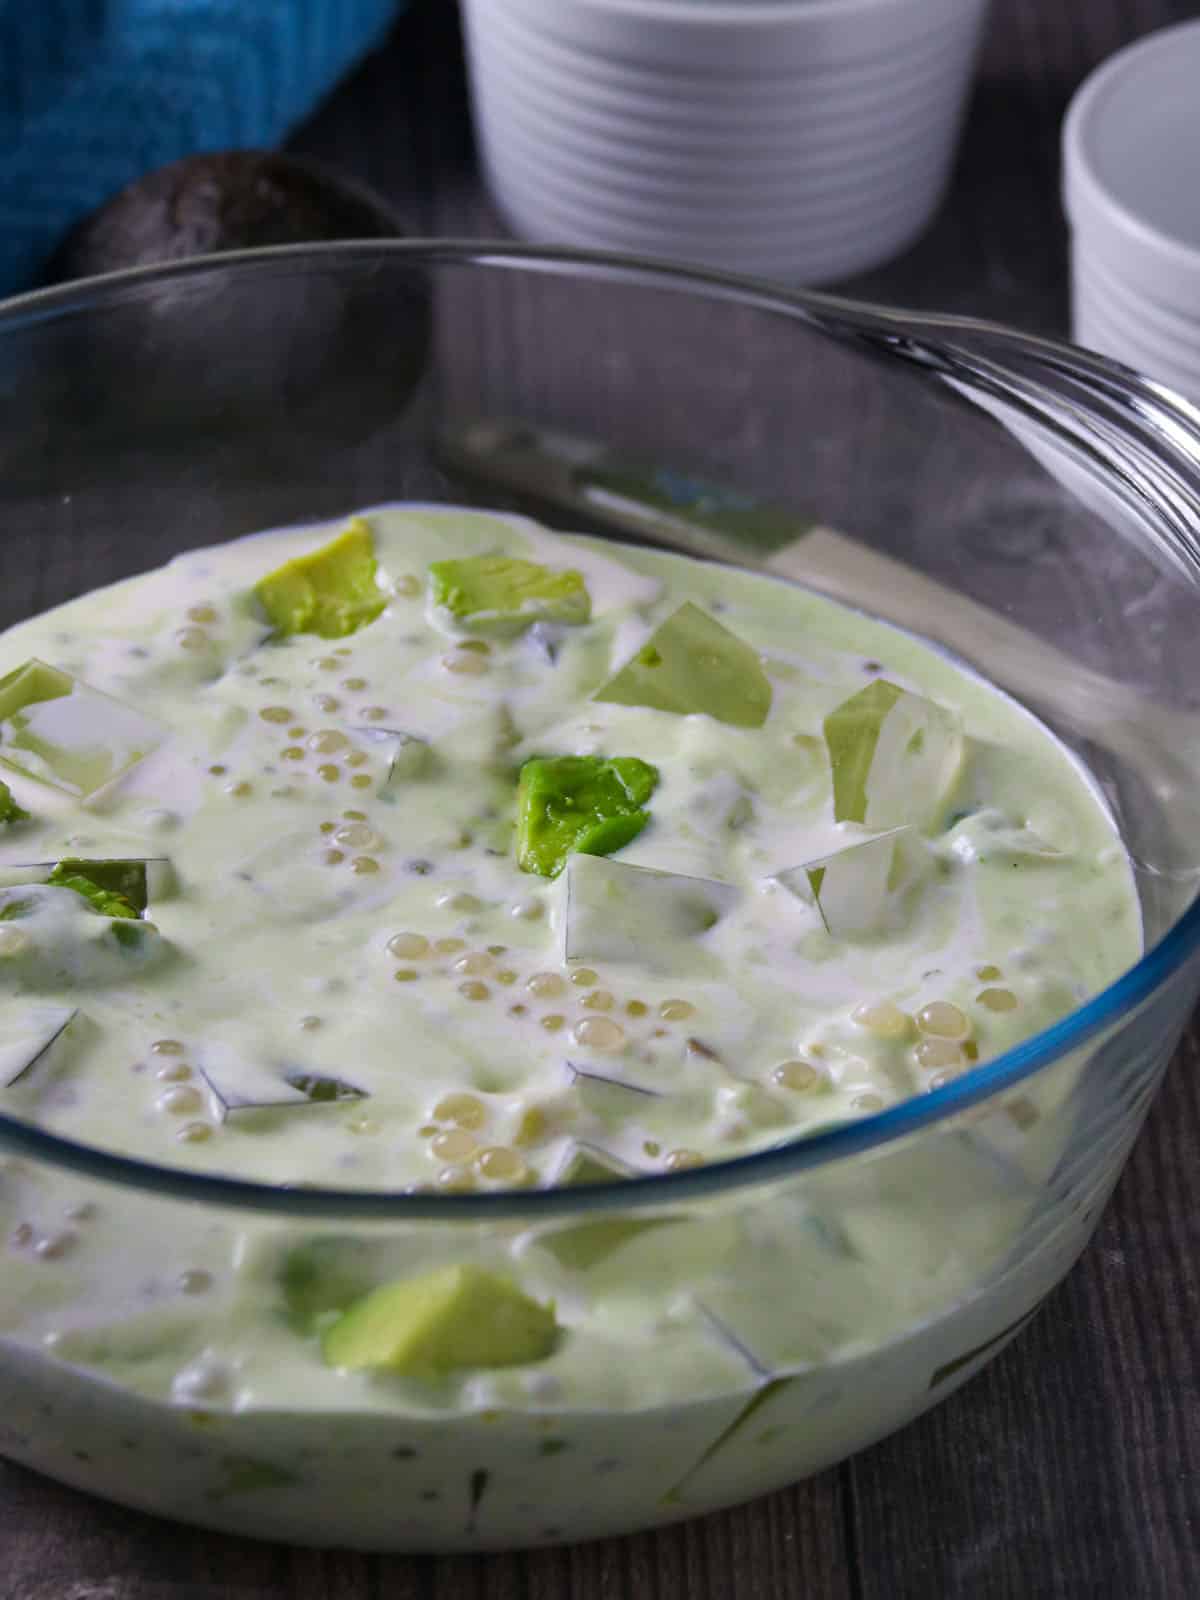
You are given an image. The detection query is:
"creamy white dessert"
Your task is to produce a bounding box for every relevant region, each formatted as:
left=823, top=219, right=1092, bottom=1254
left=0, top=506, right=1140, bottom=1548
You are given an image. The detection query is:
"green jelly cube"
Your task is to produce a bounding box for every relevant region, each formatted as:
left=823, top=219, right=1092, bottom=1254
left=46, top=859, right=150, bottom=919
left=538, top=1218, right=673, bottom=1273
left=823, top=680, right=964, bottom=830
left=0, top=659, right=72, bottom=724
left=776, top=827, right=914, bottom=940
left=428, top=555, right=590, bottom=635
left=255, top=518, right=387, bottom=640
left=0, top=659, right=163, bottom=798
left=516, top=754, right=658, bottom=878
left=321, top=1264, right=557, bottom=1376
left=595, top=602, right=772, bottom=728
left=556, top=1142, right=636, bottom=1187
left=0, top=782, right=28, bottom=825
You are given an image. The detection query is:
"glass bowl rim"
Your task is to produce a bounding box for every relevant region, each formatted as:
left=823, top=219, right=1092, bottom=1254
left=0, top=236, right=1197, bottom=1221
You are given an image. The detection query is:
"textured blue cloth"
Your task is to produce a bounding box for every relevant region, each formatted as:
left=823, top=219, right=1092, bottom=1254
left=0, top=0, right=401, bottom=296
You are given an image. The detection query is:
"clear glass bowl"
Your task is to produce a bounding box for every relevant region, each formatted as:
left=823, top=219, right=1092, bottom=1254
left=1, top=242, right=1199, bottom=1552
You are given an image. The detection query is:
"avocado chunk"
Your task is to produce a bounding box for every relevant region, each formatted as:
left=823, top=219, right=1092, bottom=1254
left=595, top=602, right=772, bottom=728
left=255, top=518, right=386, bottom=639
left=776, top=827, right=915, bottom=939
left=0, top=659, right=163, bottom=798
left=0, top=782, right=27, bottom=825
left=823, top=680, right=964, bottom=830
left=428, top=554, right=590, bottom=635
left=516, top=754, right=658, bottom=878
left=321, top=1264, right=557, bottom=1376
left=561, top=853, right=738, bottom=974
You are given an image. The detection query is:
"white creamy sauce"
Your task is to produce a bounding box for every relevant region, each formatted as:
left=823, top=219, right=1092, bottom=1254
left=0, top=506, right=1141, bottom=1547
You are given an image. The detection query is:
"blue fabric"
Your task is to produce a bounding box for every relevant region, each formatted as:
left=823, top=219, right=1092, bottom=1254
left=0, top=0, right=401, bottom=295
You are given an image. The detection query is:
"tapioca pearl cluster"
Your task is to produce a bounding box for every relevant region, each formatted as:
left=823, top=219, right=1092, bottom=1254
left=146, top=1037, right=218, bottom=1145
left=278, top=719, right=377, bottom=793
left=316, top=808, right=387, bottom=875
left=174, top=601, right=222, bottom=654
left=896, top=966, right=1022, bottom=1088
left=381, top=931, right=705, bottom=1059
left=416, top=1091, right=537, bottom=1192
left=442, top=638, right=493, bottom=678
left=775, top=1030, right=891, bottom=1115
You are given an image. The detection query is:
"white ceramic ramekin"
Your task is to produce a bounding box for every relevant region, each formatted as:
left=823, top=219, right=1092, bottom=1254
left=1063, top=18, right=1200, bottom=403
left=460, top=0, right=992, bottom=284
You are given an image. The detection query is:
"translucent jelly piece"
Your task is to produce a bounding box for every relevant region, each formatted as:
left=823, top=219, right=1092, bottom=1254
left=823, top=679, right=964, bottom=829
left=537, top=1217, right=675, bottom=1273
left=941, top=807, right=1065, bottom=867
left=199, top=1046, right=367, bottom=1117
left=428, top=555, right=590, bottom=636
left=560, top=853, right=738, bottom=974
left=526, top=621, right=565, bottom=664
left=321, top=1265, right=558, bottom=1375
left=254, top=518, right=386, bottom=640
left=0, top=659, right=164, bottom=798
left=0, top=1004, right=76, bottom=1087
left=565, top=1061, right=663, bottom=1121
left=517, top=754, right=658, bottom=878
left=281, top=1071, right=366, bottom=1104
left=359, top=726, right=432, bottom=793
left=776, top=827, right=915, bottom=939
left=554, top=1141, right=638, bottom=1187
left=595, top=602, right=772, bottom=728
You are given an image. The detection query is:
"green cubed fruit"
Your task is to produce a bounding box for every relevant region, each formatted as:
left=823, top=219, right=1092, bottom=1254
left=255, top=518, right=387, bottom=640
left=0, top=659, right=162, bottom=798
left=822, top=680, right=964, bottom=830
left=428, top=555, right=590, bottom=635
left=776, top=827, right=914, bottom=939
left=0, top=782, right=27, bottom=825
left=595, top=602, right=772, bottom=728
left=516, top=754, right=658, bottom=878
left=561, top=853, right=738, bottom=974
left=321, top=1264, right=557, bottom=1376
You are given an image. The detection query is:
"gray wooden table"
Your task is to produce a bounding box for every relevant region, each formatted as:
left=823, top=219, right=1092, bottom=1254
left=3, top=2, right=1199, bottom=1595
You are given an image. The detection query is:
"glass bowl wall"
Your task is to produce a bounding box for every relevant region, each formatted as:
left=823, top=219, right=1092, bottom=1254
left=0, top=244, right=1198, bottom=1550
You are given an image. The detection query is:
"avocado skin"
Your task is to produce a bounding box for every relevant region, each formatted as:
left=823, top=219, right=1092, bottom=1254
left=12, top=153, right=430, bottom=538
left=43, top=151, right=405, bottom=280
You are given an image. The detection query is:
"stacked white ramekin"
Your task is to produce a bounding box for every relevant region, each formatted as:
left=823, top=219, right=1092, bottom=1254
left=1064, top=19, right=1200, bottom=405
left=460, top=0, right=993, bottom=284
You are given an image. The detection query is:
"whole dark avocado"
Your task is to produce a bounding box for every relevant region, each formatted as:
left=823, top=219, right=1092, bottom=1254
left=14, top=152, right=432, bottom=554
left=43, top=151, right=406, bottom=279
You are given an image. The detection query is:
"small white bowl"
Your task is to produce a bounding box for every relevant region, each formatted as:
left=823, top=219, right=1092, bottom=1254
left=1063, top=18, right=1200, bottom=401
left=461, top=0, right=992, bottom=284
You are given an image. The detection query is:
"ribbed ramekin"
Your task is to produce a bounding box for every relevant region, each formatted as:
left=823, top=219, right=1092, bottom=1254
left=460, top=0, right=992, bottom=283
left=1064, top=18, right=1200, bottom=403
